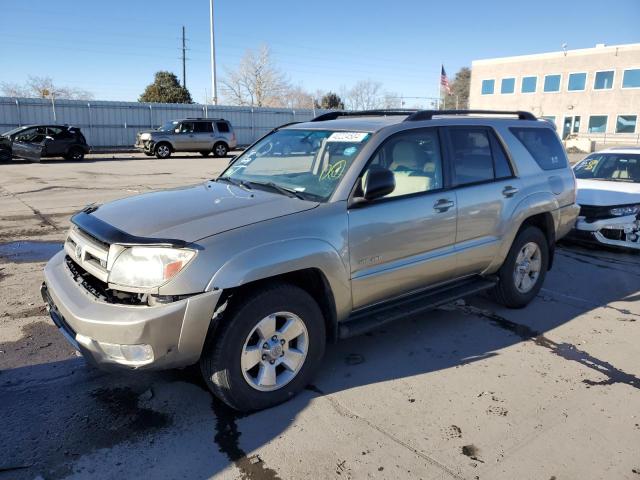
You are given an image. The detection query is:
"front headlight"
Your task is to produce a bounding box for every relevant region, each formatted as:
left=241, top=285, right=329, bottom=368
left=108, top=246, right=196, bottom=288
left=610, top=205, right=640, bottom=216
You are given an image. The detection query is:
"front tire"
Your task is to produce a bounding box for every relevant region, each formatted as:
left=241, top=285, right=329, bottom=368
left=155, top=143, right=172, bottom=159
left=213, top=142, right=228, bottom=158
left=200, top=283, right=326, bottom=411
left=493, top=226, right=549, bottom=308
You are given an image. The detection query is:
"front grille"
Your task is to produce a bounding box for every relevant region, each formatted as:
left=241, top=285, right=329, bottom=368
left=64, top=226, right=109, bottom=282
left=65, top=255, right=144, bottom=305
left=578, top=204, right=613, bottom=223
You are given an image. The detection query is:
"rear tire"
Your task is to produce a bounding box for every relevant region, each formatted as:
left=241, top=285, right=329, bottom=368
left=200, top=283, right=326, bottom=412
left=65, top=147, right=85, bottom=161
left=213, top=142, right=228, bottom=158
left=493, top=226, right=549, bottom=308
left=155, top=143, right=172, bottom=159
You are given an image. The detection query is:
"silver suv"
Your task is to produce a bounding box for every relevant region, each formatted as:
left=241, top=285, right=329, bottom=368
left=135, top=118, right=237, bottom=159
left=43, top=110, right=579, bottom=411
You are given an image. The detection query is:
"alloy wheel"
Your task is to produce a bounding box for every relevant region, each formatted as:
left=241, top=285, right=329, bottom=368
left=240, top=311, right=309, bottom=392
left=513, top=241, right=542, bottom=293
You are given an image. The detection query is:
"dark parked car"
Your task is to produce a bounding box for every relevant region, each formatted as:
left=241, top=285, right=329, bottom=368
left=0, top=124, right=90, bottom=162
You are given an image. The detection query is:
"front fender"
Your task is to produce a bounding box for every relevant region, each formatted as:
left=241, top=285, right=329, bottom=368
left=207, top=238, right=352, bottom=322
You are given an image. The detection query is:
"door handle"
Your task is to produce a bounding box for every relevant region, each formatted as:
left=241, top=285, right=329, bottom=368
left=502, top=186, right=519, bottom=197
left=434, top=199, right=454, bottom=212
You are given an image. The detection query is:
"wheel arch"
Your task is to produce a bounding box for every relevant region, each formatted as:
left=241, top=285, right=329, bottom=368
left=155, top=140, right=174, bottom=151
left=207, top=239, right=351, bottom=343
left=489, top=193, right=560, bottom=273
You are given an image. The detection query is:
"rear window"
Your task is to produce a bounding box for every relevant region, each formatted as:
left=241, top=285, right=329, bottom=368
left=509, top=127, right=567, bottom=170
left=216, top=121, right=230, bottom=133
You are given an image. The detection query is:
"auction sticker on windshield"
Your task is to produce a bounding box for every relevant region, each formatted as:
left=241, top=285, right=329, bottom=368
left=328, top=132, right=369, bottom=142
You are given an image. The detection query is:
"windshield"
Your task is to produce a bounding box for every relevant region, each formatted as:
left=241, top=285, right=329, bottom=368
left=2, top=126, right=27, bottom=137
left=574, top=153, right=640, bottom=182
left=221, top=129, right=372, bottom=201
left=157, top=121, right=179, bottom=132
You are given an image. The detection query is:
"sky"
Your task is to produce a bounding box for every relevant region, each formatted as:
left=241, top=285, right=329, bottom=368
left=2, top=0, right=639, bottom=106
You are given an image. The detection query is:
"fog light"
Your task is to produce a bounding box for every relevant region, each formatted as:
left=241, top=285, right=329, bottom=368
left=99, top=342, right=154, bottom=363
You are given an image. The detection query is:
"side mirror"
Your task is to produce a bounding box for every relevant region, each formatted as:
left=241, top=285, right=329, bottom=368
left=44, top=136, right=54, bottom=142
left=362, top=166, right=395, bottom=201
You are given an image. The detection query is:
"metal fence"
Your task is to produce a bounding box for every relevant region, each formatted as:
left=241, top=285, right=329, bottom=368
left=0, top=97, right=330, bottom=147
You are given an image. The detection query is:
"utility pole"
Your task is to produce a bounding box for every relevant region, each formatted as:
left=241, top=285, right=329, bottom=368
left=209, top=0, right=218, bottom=105
left=182, top=26, right=187, bottom=89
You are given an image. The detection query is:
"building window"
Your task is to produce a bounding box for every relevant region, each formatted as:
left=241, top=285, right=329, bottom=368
left=500, top=78, right=515, bottom=94
left=567, top=72, right=587, bottom=91
left=521, top=76, right=537, bottom=93
left=543, top=74, right=561, bottom=92
left=622, top=69, right=640, bottom=88
left=616, top=115, right=637, bottom=133
left=594, top=70, right=614, bottom=90
left=481, top=79, right=495, bottom=95
left=588, top=116, right=608, bottom=133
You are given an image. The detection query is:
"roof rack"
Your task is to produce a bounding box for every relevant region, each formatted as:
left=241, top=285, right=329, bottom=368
left=311, top=109, right=418, bottom=122
left=404, top=110, right=536, bottom=122
left=183, top=117, right=226, bottom=121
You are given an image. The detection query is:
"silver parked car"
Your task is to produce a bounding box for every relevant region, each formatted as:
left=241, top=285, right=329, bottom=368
left=42, top=109, right=579, bottom=411
left=135, top=117, right=237, bottom=159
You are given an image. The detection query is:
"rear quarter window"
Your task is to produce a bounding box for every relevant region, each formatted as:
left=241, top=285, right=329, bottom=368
left=509, top=127, right=567, bottom=170
left=216, top=121, right=230, bottom=133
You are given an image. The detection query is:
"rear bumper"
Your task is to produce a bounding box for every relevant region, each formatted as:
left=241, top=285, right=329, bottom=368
left=556, top=203, right=581, bottom=241
left=42, top=251, right=221, bottom=370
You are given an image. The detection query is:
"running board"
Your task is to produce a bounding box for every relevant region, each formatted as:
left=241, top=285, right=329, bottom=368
left=339, top=277, right=497, bottom=339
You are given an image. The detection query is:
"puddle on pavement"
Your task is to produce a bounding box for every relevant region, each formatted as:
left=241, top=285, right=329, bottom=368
left=0, top=241, right=63, bottom=263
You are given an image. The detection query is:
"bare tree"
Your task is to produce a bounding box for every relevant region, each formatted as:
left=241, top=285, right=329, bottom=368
left=1, top=76, right=93, bottom=100
left=344, top=80, right=383, bottom=110
left=221, top=45, right=291, bottom=107
left=0, top=82, right=29, bottom=97
left=282, top=85, right=314, bottom=109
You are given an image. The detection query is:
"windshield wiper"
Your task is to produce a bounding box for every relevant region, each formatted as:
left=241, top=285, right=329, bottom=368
left=216, top=176, right=252, bottom=191
left=247, top=181, right=305, bottom=200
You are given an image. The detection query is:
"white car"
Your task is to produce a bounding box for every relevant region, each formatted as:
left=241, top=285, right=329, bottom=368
left=572, top=147, right=640, bottom=250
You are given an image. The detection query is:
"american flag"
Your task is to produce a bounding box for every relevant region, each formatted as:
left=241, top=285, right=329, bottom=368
left=440, top=65, right=451, bottom=95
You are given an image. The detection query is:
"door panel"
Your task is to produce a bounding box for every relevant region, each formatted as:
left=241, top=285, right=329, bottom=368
left=444, top=126, right=524, bottom=277
left=11, top=141, right=43, bottom=161
left=349, top=192, right=457, bottom=308
left=455, top=178, right=523, bottom=276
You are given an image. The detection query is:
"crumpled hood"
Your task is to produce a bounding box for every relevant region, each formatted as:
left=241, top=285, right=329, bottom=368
left=576, top=179, right=640, bottom=206
left=91, top=181, right=318, bottom=242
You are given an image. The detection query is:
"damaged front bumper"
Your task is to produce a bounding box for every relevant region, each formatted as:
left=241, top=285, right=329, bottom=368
left=572, top=214, right=640, bottom=250
left=42, top=251, right=222, bottom=370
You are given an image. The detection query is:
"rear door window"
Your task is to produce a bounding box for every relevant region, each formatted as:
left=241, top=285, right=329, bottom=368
left=509, top=127, right=567, bottom=170
left=194, top=122, right=213, bottom=133
left=446, top=128, right=513, bottom=186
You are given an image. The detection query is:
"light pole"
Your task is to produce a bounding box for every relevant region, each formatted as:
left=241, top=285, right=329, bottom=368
left=209, top=0, right=218, bottom=105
